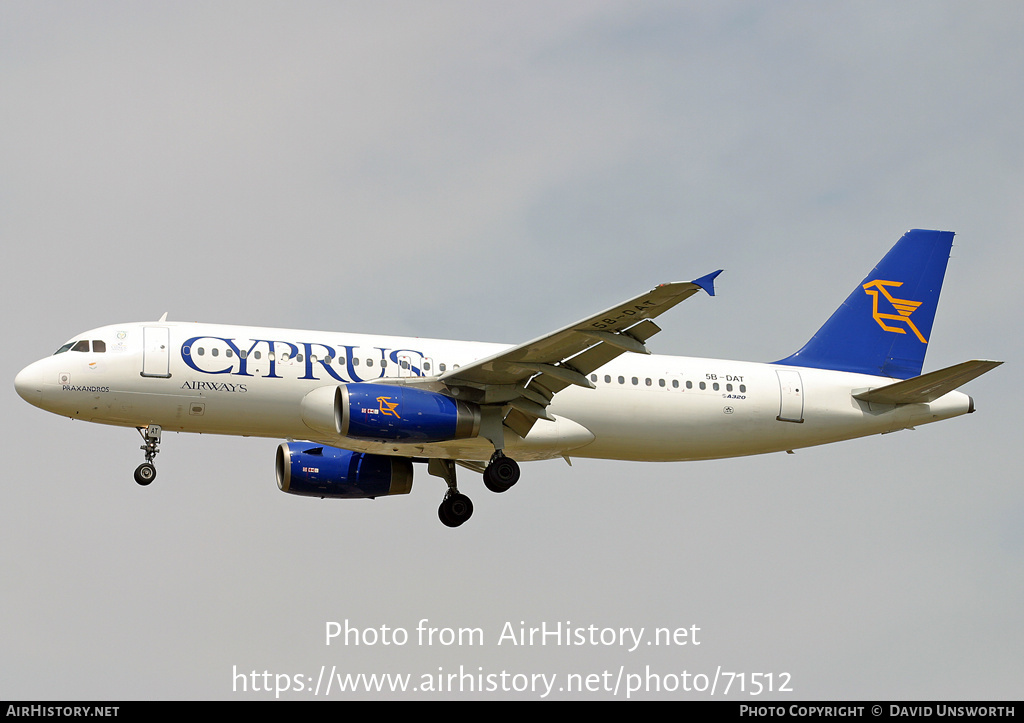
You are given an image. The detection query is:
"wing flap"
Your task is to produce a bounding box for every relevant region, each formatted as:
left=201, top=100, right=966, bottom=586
left=503, top=408, right=539, bottom=438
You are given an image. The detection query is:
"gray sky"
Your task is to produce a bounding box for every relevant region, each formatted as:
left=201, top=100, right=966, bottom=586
left=2, top=1, right=1022, bottom=700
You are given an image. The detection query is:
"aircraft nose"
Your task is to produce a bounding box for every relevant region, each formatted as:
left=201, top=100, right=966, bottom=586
left=14, top=362, right=44, bottom=407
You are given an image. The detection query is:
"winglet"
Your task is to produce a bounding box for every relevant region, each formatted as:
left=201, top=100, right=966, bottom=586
left=691, top=270, right=723, bottom=297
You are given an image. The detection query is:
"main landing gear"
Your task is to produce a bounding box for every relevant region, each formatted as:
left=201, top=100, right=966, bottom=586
left=483, top=450, right=520, bottom=493
left=428, top=459, right=472, bottom=528
left=429, top=451, right=521, bottom=528
left=439, top=490, right=474, bottom=528
left=134, top=425, right=162, bottom=486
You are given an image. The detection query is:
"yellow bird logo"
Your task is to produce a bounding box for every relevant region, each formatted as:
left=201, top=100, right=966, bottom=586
left=377, top=396, right=401, bottom=418
left=862, top=279, right=927, bottom=343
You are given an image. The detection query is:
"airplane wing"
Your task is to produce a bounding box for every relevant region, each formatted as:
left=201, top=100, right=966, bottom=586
left=429, top=271, right=722, bottom=437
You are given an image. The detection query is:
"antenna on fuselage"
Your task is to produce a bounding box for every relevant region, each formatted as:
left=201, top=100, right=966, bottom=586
left=158, top=312, right=168, bottom=322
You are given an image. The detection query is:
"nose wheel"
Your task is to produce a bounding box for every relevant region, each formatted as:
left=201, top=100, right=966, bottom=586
left=134, top=425, right=162, bottom=486
left=134, top=462, right=156, bottom=485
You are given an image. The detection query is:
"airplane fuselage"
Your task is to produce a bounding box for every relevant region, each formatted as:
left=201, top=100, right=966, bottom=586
left=16, top=320, right=973, bottom=465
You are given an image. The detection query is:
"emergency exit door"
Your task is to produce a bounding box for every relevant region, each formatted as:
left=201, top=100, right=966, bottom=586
left=776, top=369, right=804, bottom=423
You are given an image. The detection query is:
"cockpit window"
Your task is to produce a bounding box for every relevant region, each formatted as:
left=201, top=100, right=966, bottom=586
left=53, top=339, right=106, bottom=355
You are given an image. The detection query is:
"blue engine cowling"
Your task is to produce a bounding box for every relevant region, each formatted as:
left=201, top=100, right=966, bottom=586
left=276, top=443, right=413, bottom=499
left=338, top=384, right=480, bottom=442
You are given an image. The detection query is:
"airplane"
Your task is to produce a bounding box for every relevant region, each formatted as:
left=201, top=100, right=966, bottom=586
left=14, top=229, right=1002, bottom=527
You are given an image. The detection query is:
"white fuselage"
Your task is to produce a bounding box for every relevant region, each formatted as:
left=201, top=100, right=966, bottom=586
left=15, top=321, right=973, bottom=464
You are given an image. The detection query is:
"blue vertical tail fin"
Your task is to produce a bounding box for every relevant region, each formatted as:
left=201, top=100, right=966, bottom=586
left=773, top=229, right=954, bottom=379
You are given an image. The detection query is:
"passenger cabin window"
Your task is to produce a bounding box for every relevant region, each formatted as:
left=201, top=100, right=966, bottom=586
left=572, top=374, right=745, bottom=394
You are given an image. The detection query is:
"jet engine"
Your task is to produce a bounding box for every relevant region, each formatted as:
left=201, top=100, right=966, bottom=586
left=301, top=383, right=481, bottom=442
left=276, top=443, right=413, bottom=499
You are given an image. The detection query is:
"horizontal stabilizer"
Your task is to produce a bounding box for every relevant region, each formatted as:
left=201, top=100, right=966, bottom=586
left=853, top=360, right=1003, bottom=405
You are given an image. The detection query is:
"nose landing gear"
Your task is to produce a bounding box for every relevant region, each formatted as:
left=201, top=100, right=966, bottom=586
left=134, top=425, right=162, bottom=486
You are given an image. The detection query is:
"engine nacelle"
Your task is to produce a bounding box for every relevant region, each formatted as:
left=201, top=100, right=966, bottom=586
left=338, top=384, right=481, bottom=442
left=276, top=443, right=413, bottom=499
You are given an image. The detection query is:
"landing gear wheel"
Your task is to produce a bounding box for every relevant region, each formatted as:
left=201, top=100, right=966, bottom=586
left=483, top=452, right=520, bottom=493
left=134, top=462, right=157, bottom=486
left=438, top=493, right=474, bottom=527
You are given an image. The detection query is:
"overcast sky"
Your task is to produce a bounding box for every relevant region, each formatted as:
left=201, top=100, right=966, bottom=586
left=3, top=1, right=1022, bottom=700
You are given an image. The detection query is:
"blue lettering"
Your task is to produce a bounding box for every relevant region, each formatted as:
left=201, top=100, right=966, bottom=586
left=229, top=339, right=268, bottom=378
left=259, top=339, right=297, bottom=379
left=179, top=335, right=425, bottom=382
left=182, top=336, right=233, bottom=375
left=337, top=344, right=387, bottom=383
left=300, top=342, right=346, bottom=382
